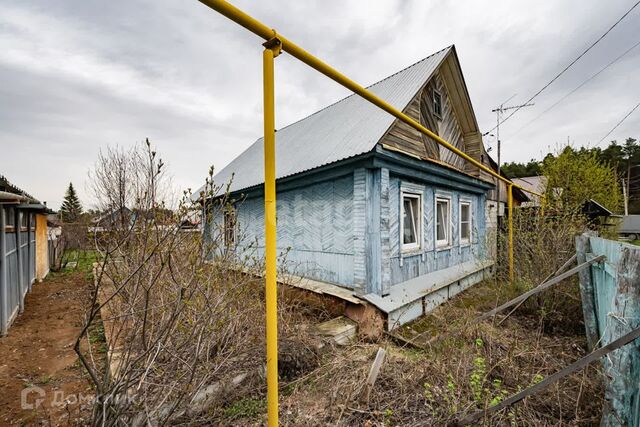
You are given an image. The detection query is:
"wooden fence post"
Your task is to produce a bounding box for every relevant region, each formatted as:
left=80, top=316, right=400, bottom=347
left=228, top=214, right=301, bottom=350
left=601, top=245, right=640, bottom=426
left=576, top=233, right=599, bottom=351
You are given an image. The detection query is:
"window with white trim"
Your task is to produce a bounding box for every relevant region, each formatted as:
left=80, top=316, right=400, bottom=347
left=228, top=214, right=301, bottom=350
left=436, top=197, right=450, bottom=247
left=401, top=192, right=422, bottom=251
left=460, top=201, right=472, bottom=244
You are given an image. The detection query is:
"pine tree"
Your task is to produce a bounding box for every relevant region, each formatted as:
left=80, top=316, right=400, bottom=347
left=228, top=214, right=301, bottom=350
left=60, top=182, right=83, bottom=223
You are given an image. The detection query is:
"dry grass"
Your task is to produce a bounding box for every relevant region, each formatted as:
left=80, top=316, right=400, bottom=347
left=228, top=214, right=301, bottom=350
left=243, top=279, right=603, bottom=427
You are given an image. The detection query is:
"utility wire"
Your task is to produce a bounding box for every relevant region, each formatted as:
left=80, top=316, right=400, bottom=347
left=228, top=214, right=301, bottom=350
left=510, top=38, right=640, bottom=137
left=485, top=0, right=640, bottom=134
left=597, top=102, right=640, bottom=145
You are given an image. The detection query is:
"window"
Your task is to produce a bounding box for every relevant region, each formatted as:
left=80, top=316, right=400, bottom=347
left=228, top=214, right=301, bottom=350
left=460, top=201, right=472, bottom=244
left=223, top=207, right=236, bottom=248
left=436, top=197, right=450, bottom=247
left=433, top=90, right=442, bottom=118
left=401, top=192, right=422, bottom=251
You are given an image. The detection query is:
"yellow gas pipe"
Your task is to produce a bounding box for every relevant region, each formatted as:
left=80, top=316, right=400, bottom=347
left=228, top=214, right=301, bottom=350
left=194, top=1, right=546, bottom=425
left=263, top=38, right=280, bottom=427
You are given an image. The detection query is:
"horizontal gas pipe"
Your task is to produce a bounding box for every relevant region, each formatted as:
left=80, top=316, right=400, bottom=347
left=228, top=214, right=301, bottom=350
left=197, top=0, right=543, bottom=198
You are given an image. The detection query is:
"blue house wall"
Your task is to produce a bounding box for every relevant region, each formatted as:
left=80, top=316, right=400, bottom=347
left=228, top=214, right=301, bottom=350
left=225, top=173, right=357, bottom=287
left=206, top=149, right=492, bottom=298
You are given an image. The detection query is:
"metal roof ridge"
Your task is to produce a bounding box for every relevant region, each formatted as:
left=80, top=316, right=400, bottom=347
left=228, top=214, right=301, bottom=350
left=254, top=45, right=453, bottom=139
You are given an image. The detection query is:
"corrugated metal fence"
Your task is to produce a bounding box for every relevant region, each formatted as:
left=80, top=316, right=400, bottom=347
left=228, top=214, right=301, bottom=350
left=1, top=206, right=37, bottom=335
left=576, top=234, right=640, bottom=426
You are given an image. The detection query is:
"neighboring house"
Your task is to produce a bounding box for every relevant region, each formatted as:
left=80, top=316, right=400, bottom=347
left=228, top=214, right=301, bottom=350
left=89, top=207, right=135, bottom=233
left=513, top=174, right=615, bottom=226
left=481, top=156, right=529, bottom=259
left=199, top=46, right=500, bottom=329
left=0, top=175, right=53, bottom=335
left=512, top=176, right=547, bottom=207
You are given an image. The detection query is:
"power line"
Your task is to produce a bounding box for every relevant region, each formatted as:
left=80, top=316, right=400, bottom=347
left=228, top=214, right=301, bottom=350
left=597, top=101, right=640, bottom=145
left=484, top=0, right=640, bottom=135
left=510, top=38, right=640, bottom=137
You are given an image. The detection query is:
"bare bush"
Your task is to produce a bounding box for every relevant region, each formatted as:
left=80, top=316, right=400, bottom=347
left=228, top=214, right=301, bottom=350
left=493, top=208, right=588, bottom=334
left=75, top=141, right=314, bottom=426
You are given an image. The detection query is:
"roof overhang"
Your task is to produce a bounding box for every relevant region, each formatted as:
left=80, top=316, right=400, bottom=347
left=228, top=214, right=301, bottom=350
left=0, top=191, right=29, bottom=203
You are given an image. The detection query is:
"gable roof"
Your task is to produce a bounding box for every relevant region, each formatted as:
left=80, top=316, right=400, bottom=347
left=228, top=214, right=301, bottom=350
left=201, top=46, right=455, bottom=196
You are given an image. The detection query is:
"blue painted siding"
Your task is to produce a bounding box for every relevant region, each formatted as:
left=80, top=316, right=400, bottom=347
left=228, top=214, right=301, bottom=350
left=387, top=175, right=486, bottom=286
left=205, top=162, right=490, bottom=295
left=230, top=174, right=356, bottom=287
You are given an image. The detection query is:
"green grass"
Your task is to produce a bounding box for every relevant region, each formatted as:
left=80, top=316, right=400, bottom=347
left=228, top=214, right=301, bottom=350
left=89, top=323, right=106, bottom=344
left=630, top=240, right=640, bottom=246
left=60, top=249, right=99, bottom=273
left=223, top=397, right=266, bottom=420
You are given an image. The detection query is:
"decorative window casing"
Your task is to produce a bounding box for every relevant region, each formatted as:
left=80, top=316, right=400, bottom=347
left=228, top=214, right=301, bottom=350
left=435, top=197, right=451, bottom=248
left=401, top=191, right=422, bottom=252
left=460, top=201, right=472, bottom=245
left=433, top=90, right=443, bottom=119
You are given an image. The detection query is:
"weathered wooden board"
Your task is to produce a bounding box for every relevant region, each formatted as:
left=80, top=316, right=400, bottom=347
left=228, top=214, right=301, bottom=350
left=576, top=234, right=640, bottom=426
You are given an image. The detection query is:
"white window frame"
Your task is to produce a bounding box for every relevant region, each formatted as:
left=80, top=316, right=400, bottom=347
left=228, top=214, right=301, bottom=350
left=459, top=200, right=472, bottom=245
left=435, top=196, right=451, bottom=248
left=400, top=191, right=422, bottom=252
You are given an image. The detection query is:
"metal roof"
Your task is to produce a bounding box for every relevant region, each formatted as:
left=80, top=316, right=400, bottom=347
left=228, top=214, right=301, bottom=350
left=512, top=175, right=547, bottom=206
left=196, top=46, right=453, bottom=197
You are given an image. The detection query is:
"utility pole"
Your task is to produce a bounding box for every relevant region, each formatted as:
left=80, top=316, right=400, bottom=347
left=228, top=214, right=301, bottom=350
left=622, top=178, right=629, bottom=215
left=491, top=102, right=534, bottom=217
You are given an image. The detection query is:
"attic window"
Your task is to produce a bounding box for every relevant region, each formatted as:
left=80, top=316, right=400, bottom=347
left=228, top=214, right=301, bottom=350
left=433, top=90, right=442, bottom=118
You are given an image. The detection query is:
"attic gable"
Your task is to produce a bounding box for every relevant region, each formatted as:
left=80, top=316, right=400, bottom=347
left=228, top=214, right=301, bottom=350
left=379, top=49, right=484, bottom=173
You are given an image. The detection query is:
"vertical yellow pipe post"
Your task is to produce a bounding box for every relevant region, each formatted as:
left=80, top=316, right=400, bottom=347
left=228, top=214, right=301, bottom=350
left=508, top=184, right=514, bottom=283
left=263, top=38, right=280, bottom=427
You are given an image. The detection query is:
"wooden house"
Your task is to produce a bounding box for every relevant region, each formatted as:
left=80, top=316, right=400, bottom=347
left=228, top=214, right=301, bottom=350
left=0, top=175, right=52, bottom=335
left=200, top=46, right=504, bottom=329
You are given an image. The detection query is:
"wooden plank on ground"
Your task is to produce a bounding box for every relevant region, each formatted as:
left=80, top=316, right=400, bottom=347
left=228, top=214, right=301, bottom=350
left=363, top=348, right=386, bottom=402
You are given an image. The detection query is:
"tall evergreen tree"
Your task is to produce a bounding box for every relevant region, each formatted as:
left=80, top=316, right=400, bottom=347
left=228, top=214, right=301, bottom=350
left=60, top=182, right=83, bottom=222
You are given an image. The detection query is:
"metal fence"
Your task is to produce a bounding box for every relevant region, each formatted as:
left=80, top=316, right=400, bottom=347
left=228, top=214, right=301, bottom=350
left=1, top=206, right=37, bottom=335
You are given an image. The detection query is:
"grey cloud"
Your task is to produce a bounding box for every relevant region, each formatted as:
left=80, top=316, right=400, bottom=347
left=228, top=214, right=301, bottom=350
left=1, top=0, right=638, bottom=209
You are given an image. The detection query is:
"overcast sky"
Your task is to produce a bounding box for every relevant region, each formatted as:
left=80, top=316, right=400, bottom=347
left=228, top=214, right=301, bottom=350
left=1, top=0, right=639, bottom=210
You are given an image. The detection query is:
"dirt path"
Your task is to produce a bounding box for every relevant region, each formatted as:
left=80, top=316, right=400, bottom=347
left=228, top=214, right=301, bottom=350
left=0, top=271, right=92, bottom=426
